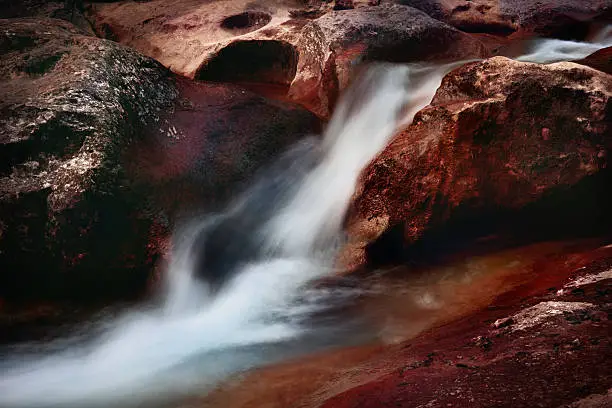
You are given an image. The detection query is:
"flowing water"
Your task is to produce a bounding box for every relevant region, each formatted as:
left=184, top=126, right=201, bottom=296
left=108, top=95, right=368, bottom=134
left=0, top=63, right=453, bottom=408
left=1, top=28, right=610, bottom=408
left=516, top=24, right=612, bottom=63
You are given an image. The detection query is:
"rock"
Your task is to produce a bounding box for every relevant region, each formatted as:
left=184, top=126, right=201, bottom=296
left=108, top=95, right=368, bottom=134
left=128, top=77, right=322, bottom=216
left=394, top=0, right=612, bottom=38
left=0, top=0, right=94, bottom=34
left=288, top=4, right=488, bottom=116
left=87, top=1, right=487, bottom=117
left=86, top=0, right=302, bottom=79
left=0, top=17, right=178, bottom=303
left=194, top=243, right=612, bottom=408
left=500, top=0, right=612, bottom=39
left=0, top=16, right=322, bottom=304
left=395, top=0, right=517, bottom=35
left=502, top=301, right=597, bottom=332
left=344, top=57, right=612, bottom=269
left=334, top=0, right=355, bottom=10
left=575, top=46, right=612, bottom=75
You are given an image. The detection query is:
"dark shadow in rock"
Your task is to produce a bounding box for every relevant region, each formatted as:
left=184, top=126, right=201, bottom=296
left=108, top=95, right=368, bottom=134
left=220, top=11, right=272, bottom=34
left=196, top=40, right=299, bottom=86
left=365, top=169, right=612, bottom=268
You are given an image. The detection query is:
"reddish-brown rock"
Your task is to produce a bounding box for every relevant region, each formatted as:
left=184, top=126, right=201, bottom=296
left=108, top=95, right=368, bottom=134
left=129, top=77, right=322, bottom=216
left=344, top=57, right=612, bottom=269
left=288, top=4, right=488, bottom=116
left=190, top=240, right=612, bottom=408
left=0, top=17, right=321, bottom=305
left=321, top=247, right=612, bottom=408
left=86, top=0, right=307, bottom=79
left=576, top=46, right=612, bottom=75
left=87, top=1, right=487, bottom=117
left=395, top=0, right=612, bottom=38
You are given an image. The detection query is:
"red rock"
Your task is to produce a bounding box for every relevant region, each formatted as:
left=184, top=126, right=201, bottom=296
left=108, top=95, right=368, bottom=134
left=321, top=254, right=612, bottom=408
left=128, top=76, right=322, bottom=215
left=87, top=2, right=487, bottom=117
left=189, top=240, right=612, bottom=408
left=0, top=17, right=321, bottom=306
left=344, top=57, right=612, bottom=269
left=395, top=0, right=611, bottom=38
left=575, top=46, right=612, bottom=75
left=288, top=4, right=488, bottom=116
left=334, top=0, right=355, bottom=10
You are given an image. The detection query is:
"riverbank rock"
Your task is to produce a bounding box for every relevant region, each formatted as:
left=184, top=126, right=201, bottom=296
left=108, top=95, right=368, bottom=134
left=0, top=16, right=321, bottom=305
left=576, top=46, right=612, bottom=75
left=86, top=1, right=487, bottom=117
left=343, top=56, right=612, bottom=269
left=0, top=17, right=178, bottom=303
left=395, top=0, right=612, bottom=38
left=190, top=240, right=612, bottom=408
left=286, top=3, right=488, bottom=116
left=128, top=76, right=322, bottom=218
left=320, top=247, right=612, bottom=408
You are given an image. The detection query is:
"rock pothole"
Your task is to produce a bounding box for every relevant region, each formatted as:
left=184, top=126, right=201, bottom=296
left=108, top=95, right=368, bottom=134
left=220, top=11, right=271, bottom=34
left=196, top=40, right=299, bottom=86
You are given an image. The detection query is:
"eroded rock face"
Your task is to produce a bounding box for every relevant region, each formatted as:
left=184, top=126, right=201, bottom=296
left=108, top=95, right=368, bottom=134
left=86, top=0, right=300, bottom=79
left=395, top=0, right=612, bottom=38
left=288, top=4, right=488, bottom=116
left=0, top=17, right=178, bottom=303
left=344, top=57, right=612, bottom=269
left=128, top=77, right=322, bottom=216
left=0, top=17, right=322, bottom=304
left=87, top=1, right=487, bottom=117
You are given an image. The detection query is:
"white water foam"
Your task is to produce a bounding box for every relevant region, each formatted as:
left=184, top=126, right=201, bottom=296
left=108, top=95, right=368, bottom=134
left=0, top=63, right=450, bottom=408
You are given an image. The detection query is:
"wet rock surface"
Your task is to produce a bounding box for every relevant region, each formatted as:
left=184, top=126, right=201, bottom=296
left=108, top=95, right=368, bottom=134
left=395, top=0, right=612, bottom=38
left=0, top=17, right=177, bottom=303
left=87, top=1, right=487, bottom=117
left=0, top=16, right=321, bottom=305
left=345, top=57, right=612, bottom=269
left=191, top=240, right=612, bottom=408
left=320, top=250, right=612, bottom=408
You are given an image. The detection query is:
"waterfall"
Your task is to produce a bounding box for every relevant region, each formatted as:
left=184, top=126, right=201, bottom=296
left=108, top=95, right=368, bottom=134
left=1, top=24, right=611, bottom=407
left=517, top=24, right=612, bottom=64
left=0, top=63, right=450, bottom=408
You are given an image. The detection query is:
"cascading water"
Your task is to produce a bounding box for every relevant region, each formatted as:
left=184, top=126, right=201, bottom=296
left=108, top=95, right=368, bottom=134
left=1, top=27, right=610, bottom=407
left=0, top=63, right=451, bottom=408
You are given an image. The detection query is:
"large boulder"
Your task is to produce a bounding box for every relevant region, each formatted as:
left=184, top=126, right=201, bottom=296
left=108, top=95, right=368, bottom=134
left=87, top=1, right=487, bottom=117
left=0, top=18, right=173, bottom=302
left=287, top=4, right=488, bottom=116
left=343, top=57, right=612, bottom=269
left=395, top=0, right=612, bottom=38
left=0, top=17, right=321, bottom=305
left=0, top=17, right=178, bottom=303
